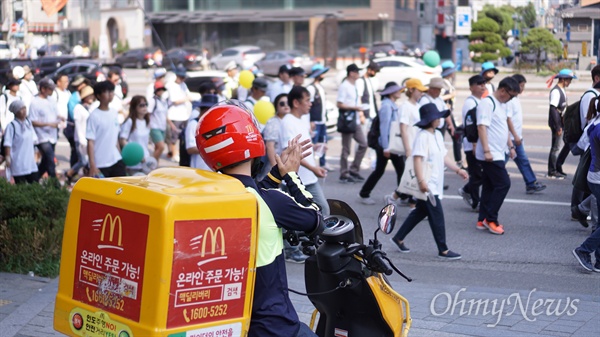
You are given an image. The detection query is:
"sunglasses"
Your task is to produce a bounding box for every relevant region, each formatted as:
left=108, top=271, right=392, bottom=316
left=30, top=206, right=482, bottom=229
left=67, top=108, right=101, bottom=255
left=138, top=103, right=148, bottom=108
left=278, top=101, right=288, bottom=107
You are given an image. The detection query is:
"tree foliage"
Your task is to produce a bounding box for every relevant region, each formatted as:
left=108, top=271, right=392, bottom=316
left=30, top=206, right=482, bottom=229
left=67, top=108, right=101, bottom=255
left=520, top=28, right=562, bottom=72
left=468, top=17, right=511, bottom=63
left=516, top=3, right=537, bottom=29
left=479, top=5, right=514, bottom=40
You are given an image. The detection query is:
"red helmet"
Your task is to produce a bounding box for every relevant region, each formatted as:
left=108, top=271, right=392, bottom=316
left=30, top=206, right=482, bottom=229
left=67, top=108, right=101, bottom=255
left=196, top=103, right=265, bottom=171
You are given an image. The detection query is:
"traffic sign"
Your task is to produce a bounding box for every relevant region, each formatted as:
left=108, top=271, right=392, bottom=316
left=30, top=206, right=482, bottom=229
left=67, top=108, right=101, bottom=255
left=455, top=6, right=472, bottom=36
left=10, top=23, right=18, bottom=33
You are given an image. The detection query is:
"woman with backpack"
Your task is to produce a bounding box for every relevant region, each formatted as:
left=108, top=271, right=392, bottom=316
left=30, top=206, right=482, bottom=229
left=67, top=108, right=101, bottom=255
left=358, top=82, right=406, bottom=205
left=2, top=100, right=38, bottom=184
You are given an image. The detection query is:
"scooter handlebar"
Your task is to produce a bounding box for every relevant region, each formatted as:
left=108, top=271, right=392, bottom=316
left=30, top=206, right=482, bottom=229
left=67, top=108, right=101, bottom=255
left=368, top=249, right=393, bottom=275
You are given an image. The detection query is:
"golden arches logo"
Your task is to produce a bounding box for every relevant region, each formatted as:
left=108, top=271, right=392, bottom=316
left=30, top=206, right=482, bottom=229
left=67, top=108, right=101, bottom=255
left=245, top=124, right=254, bottom=133
left=201, top=227, right=226, bottom=257
left=100, top=213, right=123, bottom=248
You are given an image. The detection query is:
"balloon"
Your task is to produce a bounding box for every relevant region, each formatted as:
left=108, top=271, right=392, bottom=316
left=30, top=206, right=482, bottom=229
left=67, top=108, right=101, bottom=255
left=121, top=142, right=145, bottom=166
left=423, top=50, right=441, bottom=68
left=239, top=70, right=255, bottom=89
left=253, top=100, right=275, bottom=125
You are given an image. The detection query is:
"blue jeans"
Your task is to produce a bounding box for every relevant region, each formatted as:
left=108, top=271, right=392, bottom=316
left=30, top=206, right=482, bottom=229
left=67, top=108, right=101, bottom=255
left=392, top=196, right=449, bottom=254
left=580, top=182, right=600, bottom=261
left=311, top=123, right=328, bottom=166
left=37, top=142, right=56, bottom=178
left=511, top=141, right=537, bottom=187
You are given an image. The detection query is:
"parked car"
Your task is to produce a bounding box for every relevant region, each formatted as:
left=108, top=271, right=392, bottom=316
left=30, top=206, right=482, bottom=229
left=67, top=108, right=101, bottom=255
left=184, top=70, right=228, bottom=100
left=335, top=56, right=442, bottom=90
left=403, top=42, right=431, bottom=58
left=115, top=47, right=159, bottom=69
left=254, top=50, right=315, bottom=76
left=0, top=59, right=35, bottom=86
left=368, top=41, right=408, bottom=59
left=210, top=45, right=265, bottom=70
left=0, top=40, right=11, bottom=59
left=337, top=43, right=369, bottom=58
left=38, top=43, right=71, bottom=56
left=48, top=60, right=128, bottom=97
left=164, top=48, right=202, bottom=70
left=32, top=56, right=76, bottom=80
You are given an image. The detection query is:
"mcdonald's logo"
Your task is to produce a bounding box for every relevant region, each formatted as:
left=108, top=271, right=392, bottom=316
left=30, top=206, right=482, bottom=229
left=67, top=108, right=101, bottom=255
left=99, top=213, right=123, bottom=250
left=201, top=227, right=226, bottom=258
left=245, top=124, right=254, bottom=133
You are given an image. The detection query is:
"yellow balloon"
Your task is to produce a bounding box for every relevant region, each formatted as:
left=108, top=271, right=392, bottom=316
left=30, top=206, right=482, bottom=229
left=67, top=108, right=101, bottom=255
left=254, top=100, right=275, bottom=125
left=239, top=70, right=255, bottom=89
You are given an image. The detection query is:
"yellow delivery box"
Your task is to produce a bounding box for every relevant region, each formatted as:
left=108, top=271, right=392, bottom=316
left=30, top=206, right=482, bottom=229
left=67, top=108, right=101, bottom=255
left=54, top=167, right=258, bottom=337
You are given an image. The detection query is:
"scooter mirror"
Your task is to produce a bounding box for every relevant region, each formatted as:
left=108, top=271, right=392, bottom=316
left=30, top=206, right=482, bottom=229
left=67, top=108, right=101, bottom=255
left=378, top=204, right=397, bottom=235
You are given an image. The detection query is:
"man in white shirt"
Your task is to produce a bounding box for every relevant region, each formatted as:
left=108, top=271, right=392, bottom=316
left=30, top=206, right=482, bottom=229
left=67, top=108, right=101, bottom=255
left=547, top=69, right=575, bottom=178
left=269, top=65, right=293, bottom=101
left=30, top=78, right=64, bottom=179
left=185, top=95, right=218, bottom=170
left=289, top=67, right=306, bottom=88
left=166, top=67, right=192, bottom=162
left=475, top=77, right=520, bottom=235
left=307, top=64, right=329, bottom=169
left=244, top=78, right=269, bottom=113
left=0, top=79, right=22, bottom=132
left=18, top=66, right=38, bottom=110
left=336, top=64, right=368, bottom=183
left=354, top=62, right=380, bottom=120
left=507, top=74, right=546, bottom=194
left=419, top=77, right=454, bottom=135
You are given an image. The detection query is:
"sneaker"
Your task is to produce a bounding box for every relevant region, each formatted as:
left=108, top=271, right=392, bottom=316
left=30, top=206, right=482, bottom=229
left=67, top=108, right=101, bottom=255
left=359, top=195, right=376, bottom=205
left=571, top=206, right=589, bottom=228
left=483, top=220, right=505, bottom=235
left=476, top=220, right=486, bottom=230
left=547, top=173, right=565, bottom=180
left=285, top=250, right=309, bottom=264
left=594, top=260, right=600, bottom=273
left=390, top=238, right=410, bottom=253
left=384, top=194, right=400, bottom=206
left=339, top=175, right=356, bottom=184
left=526, top=182, right=547, bottom=194
left=557, top=170, right=568, bottom=177
left=458, top=187, right=473, bottom=207
left=439, top=250, right=462, bottom=260
left=572, top=249, right=593, bottom=272
left=349, top=172, right=365, bottom=182
left=323, top=165, right=335, bottom=172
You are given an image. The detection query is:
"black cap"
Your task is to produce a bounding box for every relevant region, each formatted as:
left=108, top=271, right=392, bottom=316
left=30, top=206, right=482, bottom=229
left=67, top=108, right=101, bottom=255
left=278, top=64, right=291, bottom=74
left=252, top=77, right=269, bottom=91
left=367, top=62, right=381, bottom=72
left=346, top=63, right=360, bottom=73
left=289, top=67, right=305, bottom=77
left=468, top=75, right=486, bottom=86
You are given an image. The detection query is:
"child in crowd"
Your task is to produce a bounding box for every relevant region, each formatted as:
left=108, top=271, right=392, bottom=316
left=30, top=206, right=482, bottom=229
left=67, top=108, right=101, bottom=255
left=86, top=81, right=126, bottom=178
left=120, top=95, right=153, bottom=175
left=2, top=100, right=38, bottom=184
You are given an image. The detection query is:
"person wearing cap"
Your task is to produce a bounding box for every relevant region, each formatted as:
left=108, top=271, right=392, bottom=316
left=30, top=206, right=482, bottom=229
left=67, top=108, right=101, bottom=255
left=223, top=61, right=239, bottom=99
left=481, top=62, right=498, bottom=97
left=18, top=65, right=38, bottom=110
left=2, top=100, right=38, bottom=184
left=419, top=77, right=454, bottom=137
left=29, top=78, right=63, bottom=179
left=507, top=74, right=547, bottom=194
left=0, top=79, right=23, bottom=133
left=475, top=76, right=521, bottom=235
left=184, top=94, right=219, bottom=170
left=244, top=77, right=269, bottom=113
left=146, top=67, right=167, bottom=102
left=390, top=102, right=467, bottom=260
left=306, top=64, right=330, bottom=169
left=385, top=78, right=429, bottom=206
left=269, top=64, right=293, bottom=101
left=355, top=62, right=380, bottom=120
left=67, top=75, right=90, bottom=120
left=337, top=63, right=368, bottom=183
left=359, top=81, right=405, bottom=205
left=148, top=80, right=172, bottom=163
left=165, top=66, right=193, bottom=163
left=289, top=67, right=306, bottom=87
left=547, top=68, right=576, bottom=179
left=440, top=61, right=463, bottom=167
left=64, top=85, right=95, bottom=183
left=457, top=75, right=486, bottom=210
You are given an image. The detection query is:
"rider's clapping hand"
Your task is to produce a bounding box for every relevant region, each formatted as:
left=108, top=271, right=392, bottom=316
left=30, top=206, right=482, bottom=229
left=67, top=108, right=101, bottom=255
left=277, top=134, right=312, bottom=176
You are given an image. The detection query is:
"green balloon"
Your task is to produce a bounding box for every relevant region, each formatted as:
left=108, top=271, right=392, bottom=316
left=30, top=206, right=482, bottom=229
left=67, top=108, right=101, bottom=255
left=423, top=50, right=441, bottom=68
left=121, top=142, right=144, bottom=166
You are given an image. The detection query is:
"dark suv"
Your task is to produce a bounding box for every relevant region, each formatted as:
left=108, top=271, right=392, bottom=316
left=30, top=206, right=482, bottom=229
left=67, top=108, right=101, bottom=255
left=368, top=41, right=408, bottom=59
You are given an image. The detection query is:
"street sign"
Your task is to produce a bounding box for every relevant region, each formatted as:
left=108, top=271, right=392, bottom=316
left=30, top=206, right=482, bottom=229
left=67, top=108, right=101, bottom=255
left=456, top=6, right=472, bottom=36
left=10, top=23, right=18, bottom=33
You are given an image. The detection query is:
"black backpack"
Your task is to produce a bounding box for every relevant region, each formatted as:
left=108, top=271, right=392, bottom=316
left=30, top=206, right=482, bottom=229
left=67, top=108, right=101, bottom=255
left=563, top=90, right=598, bottom=144
left=178, top=114, right=200, bottom=167
left=367, top=114, right=380, bottom=149
left=464, top=96, right=495, bottom=143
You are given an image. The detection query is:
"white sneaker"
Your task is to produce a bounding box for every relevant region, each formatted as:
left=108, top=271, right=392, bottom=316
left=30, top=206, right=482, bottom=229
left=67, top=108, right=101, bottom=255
left=457, top=187, right=473, bottom=208
left=384, top=194, right=399, bottom=206
left=359, top=195, right=376, bottom=205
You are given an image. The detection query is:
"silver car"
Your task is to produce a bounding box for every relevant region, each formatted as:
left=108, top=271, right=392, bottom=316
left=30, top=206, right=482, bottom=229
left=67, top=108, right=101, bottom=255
left=210, top=45, right=265, bottom=70
left=254, top=50, right=315, bottom=76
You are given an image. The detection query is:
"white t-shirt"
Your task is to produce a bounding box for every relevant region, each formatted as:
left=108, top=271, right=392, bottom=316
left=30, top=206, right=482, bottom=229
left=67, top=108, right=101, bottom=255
left=355, top=76, right=379, bottom=114
left=549, top=86, right=565, bottom=108
left=166, top=81, right=191, bottom=121
left=19, top=79, right=38, bottom=109
left=51, top=88, right=71, bottom=121
left=281, top=113, right=318, bottom=185
left=398, top=101, right=421, bottom=149
left=476, top=95, right=508, bottom=161
left=419, top=94, right=446, bottom=128
left=148, top=96, right=169, bottom=131
left=3, top=118, right=38, bottom=176
left=29, top=96, right=59, bottom=144
left=73, top=104, right=90, bottom=146
left=185, top=119, right=211, bottom=170
left=580, top=89, right=599, bottom=129
left=86, top=107, right=122, bottom=169
left=411, top=129, right=447, bottom=198
left=506, top=96, right=523, bottom=140
left=269, top=80, right=293, bottom=102
left=337, top=80, right=359, bottom=108
left=120, top=118, right=151, bottom=169
left=461, top=96, right=480, bottom=152
left=0, top=93, right=21, bottom=132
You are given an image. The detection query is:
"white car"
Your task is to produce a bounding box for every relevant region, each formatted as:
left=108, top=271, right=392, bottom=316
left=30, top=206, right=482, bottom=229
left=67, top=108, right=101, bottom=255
left=210, top=45, right=265, bottom=70
left=0, top=40, right=11, bottom=60
left=336, top=56, right=442, bottom=90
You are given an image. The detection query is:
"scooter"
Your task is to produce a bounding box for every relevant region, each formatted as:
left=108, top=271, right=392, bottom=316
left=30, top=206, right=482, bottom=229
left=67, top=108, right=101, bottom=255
left=293, top=199, right=413, bottom=337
